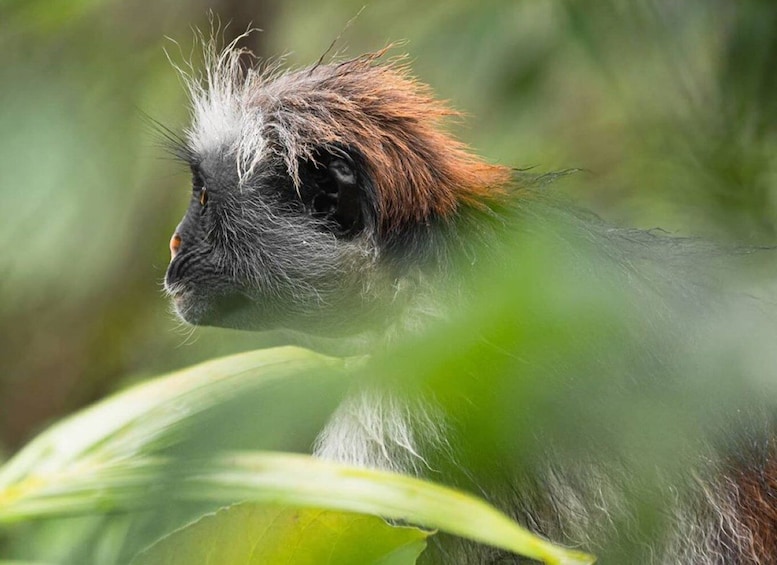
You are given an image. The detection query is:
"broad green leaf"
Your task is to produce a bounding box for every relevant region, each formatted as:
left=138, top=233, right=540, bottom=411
left=131, top=504, right=428, bottom=565
left=0, top=344, right=594, bottom=564
left=176, top=452, right=595, bottom=565
left=0, top=347, right=344, bottom=519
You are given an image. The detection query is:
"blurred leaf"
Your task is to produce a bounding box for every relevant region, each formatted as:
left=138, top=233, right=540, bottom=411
left=0, top=347, right=345, bottom=519
left=131, top=504, right=428, bottom=565
left=173, top=452, right=594, bottom=565
left=0, top=345, right=593, bottom=564
left=0, top=446, right=595, bottom=564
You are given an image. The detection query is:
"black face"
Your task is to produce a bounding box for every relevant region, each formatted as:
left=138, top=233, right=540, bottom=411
left=164, top=147, right=385, bottom=336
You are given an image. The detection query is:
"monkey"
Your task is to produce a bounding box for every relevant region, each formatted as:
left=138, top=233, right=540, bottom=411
left=162, top=38, right=777, bottom=564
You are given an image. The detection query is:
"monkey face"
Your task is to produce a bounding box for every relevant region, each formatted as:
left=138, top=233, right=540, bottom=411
left=164, top=147, right=387, bottom=336
left=161, top=45, right=510, bottom=338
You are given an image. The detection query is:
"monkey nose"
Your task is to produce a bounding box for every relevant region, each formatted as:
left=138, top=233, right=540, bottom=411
left=169, top=233, right=182, bottom=260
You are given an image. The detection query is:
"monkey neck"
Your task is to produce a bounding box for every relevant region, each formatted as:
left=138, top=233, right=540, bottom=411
left=372, top=196, right=513, bottom=334
left=309, top=203, right=498, bottom=475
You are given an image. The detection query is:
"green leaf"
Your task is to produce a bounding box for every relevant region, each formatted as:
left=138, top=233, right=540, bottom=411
left=131, top=504, right=428, bottom=565
left=0, top=345, right=595, bottom=564
left=176, top=452, right=595, bottom=565
left=0, top=347, right=345, bottom=520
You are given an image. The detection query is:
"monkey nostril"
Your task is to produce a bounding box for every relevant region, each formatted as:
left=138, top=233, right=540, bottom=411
left=169, top=233, right=182, bottom=259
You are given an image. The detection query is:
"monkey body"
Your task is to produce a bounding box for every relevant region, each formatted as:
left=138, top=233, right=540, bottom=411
left=164, top=40, right=777, bottom=563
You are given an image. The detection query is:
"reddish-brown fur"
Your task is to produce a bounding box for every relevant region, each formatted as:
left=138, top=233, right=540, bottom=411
left=252, top=51, right=512, bottom=234
left=730, top=450, right=777, bottom=563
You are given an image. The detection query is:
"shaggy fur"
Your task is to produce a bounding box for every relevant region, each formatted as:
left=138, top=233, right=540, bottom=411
left=178, top=35, right=511, bottom=234
left=164, top=36, right=777, bottom=564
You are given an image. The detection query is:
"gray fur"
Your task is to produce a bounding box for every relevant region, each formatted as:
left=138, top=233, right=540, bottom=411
left=164, top=37, right=777, bottom=564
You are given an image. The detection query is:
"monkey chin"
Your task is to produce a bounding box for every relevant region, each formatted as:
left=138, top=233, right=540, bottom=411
left=169, top=288, right=307, bottom=334
left=170, top=288, right=269, bottom=331
left=168, top=290, right=211, bottom=326
left=168, top=285, right=390, bottom=354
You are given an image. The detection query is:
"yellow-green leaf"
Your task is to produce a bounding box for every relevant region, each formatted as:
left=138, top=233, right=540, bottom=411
left=131, top=504, right=428, bottom=565
left=178, top=452, right=595, bottom=565
left=0, top=347, right=345, bottom=524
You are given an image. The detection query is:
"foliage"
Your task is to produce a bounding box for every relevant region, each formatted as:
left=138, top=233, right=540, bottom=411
left=2, top=0, right=777, bottom=563
left=132, top=505, right=430, bottom=565
left=0, top=347, right=593, bottom=564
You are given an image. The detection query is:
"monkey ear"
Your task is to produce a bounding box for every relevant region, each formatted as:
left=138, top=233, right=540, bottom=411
left=327, top=157, right=363, bottom=234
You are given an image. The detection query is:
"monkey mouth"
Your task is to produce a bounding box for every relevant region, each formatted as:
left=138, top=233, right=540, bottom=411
left=165, top=282, right=190, bottom=308
left=164, top=280, right=207, bottom=325
left=167, top=284, right=257, bottom=329
left=166, top=287, right=201, bottom=324
left=171, top=292, right=190, bottom=313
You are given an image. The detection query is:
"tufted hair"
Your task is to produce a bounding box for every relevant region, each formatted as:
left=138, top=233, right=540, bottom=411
left=177, top=36, right=511, bottom=235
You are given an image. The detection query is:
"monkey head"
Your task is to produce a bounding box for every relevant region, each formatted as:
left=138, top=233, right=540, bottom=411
left=164, top=43, right=510, bottom=337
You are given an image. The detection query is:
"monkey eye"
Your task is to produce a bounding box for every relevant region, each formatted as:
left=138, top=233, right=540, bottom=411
left=191, top=165, right=205, bottom=191
left=189, top=165, right=208, bottom=208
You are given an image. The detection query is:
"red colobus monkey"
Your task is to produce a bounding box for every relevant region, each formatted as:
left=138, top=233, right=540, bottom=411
left=163, top=39, right=777, bottom=564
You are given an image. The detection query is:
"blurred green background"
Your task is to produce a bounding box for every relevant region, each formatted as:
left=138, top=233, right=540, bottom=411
left=1, top=0, right=777, bottom=487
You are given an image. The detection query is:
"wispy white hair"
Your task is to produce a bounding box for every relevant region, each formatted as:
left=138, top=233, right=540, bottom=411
left=168, top=30, right=275, bottom=185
